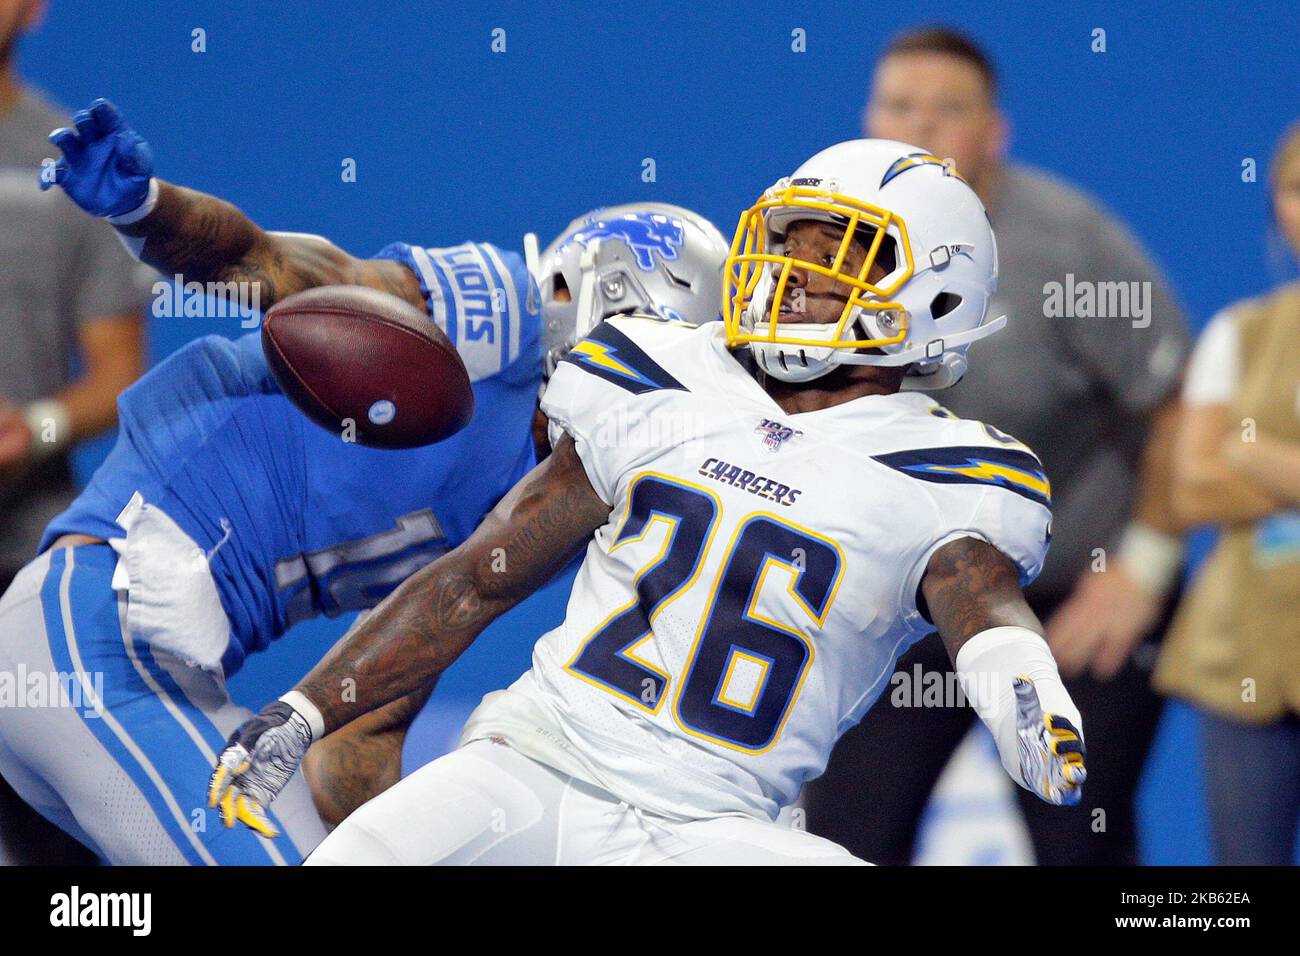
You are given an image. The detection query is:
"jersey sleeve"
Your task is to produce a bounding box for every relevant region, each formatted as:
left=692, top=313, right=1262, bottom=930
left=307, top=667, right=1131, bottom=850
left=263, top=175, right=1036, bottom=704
left=370, top=241, right=541, bottom=384
left=540, top=317, right=690, bottom=506
left=959, top=481, right=1053, bottom=586
left=887, top=436, right=1054, bottom=633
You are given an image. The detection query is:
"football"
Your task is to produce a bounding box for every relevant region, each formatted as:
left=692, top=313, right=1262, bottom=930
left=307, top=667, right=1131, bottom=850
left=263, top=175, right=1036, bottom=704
left=261, top=285, right=474, bottom=448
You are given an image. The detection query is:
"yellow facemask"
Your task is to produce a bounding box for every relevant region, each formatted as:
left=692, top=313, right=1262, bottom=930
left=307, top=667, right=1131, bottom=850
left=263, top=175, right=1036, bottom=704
left=723, top=183, right=917, bottom=351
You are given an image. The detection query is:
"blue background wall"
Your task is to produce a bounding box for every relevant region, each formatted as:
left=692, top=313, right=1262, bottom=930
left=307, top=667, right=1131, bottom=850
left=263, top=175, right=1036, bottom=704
left=16, top=0, right=1299, bottom=864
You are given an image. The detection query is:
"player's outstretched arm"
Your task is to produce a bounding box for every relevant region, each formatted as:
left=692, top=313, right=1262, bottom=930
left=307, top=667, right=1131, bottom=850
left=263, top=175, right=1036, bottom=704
left=42, top=98, right=421, bottom=311
left=120, top=181, right=422, bottom=309
left=921, top=537, right=1087, bottom=806
left=207, top=434, right=610, bottom=836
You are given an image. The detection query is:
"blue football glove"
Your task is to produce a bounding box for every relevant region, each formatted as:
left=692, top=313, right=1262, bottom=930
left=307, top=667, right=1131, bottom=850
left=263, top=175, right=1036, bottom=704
left=1014, top=677, right=1087, bottom=806
left=40, top=98, right=154, bottom=218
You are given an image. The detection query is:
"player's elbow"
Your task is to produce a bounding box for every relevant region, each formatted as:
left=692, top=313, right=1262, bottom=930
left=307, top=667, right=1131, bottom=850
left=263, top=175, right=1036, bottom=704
left=230, top=231, right=352, bottom=308
left=464, top=562, right=527, bottom=620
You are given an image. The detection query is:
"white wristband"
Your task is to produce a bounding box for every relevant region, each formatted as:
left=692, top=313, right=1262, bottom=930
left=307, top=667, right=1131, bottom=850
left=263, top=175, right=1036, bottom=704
left=23, top=399, right=72, bottom=460
left=1115, top=522, right=1183, bottom=598
left=956, top=625, right=1081, bottom=790
left=279, top=690, right=325, bottom=741
left=108, top=178, right=159, bottom=260
left=105, top=176, right=159, bottom=226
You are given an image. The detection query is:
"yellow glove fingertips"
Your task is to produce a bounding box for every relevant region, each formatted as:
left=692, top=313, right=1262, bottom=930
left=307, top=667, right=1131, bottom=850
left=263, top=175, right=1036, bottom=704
left=219, top=786, right=239, bottom=828
left=207, top=765, right=230, bottom=809
left=1045, top=715, right=1077, bottom=739
left=235, top=795, right=279, bottom=838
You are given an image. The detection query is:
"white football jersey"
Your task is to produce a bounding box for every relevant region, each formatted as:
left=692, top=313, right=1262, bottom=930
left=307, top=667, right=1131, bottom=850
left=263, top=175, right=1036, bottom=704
left=466, top=316, right=1051, bottom=821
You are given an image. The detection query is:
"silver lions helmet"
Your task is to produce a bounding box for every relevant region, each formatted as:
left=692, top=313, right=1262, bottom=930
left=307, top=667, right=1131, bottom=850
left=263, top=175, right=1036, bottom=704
left=527, top=202, right=729, bottom=381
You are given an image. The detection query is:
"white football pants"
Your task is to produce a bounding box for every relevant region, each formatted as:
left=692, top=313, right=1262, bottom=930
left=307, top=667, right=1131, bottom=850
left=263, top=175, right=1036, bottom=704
left=306, top=737, right=867, bottom=865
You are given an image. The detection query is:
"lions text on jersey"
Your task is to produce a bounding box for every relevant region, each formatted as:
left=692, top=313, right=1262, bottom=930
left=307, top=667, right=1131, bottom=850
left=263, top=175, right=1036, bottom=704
left=465, top=316, right=1051, bottom=821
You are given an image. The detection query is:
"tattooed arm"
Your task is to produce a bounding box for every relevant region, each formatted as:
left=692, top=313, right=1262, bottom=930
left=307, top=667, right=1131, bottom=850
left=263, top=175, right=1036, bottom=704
left=43, top=99, right=420, bottom=310
left=209, top=432, right=609, bottom=834
left=303, top=432, right=606, bottom=731
left=118, top=180, right=422, bottom=310
left=920, top=536, right=1087, bottom=805
left=920, top=536, right=1043, bottom=661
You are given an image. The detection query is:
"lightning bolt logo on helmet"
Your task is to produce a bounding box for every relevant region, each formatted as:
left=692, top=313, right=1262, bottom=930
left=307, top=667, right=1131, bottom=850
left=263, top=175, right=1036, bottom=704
left=878, top=152, right=967, bottom=188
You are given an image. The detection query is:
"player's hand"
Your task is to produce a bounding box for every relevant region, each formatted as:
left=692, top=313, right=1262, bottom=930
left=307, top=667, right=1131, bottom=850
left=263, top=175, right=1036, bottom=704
left=40, top=98, right=154, bottom=218
left=208, top=701, right=315, bottom=837
left=1014, top=677, right=1086, bottom=806
left=1047, top=564, right=1161, bottom=681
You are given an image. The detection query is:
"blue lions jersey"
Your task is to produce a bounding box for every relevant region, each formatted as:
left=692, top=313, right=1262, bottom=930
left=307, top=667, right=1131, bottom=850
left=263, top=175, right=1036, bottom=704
left=43, top=242, right=541, bottom=675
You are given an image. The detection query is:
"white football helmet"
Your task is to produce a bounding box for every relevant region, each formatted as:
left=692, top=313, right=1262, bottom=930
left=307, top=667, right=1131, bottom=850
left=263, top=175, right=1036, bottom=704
left=723, top=139, right=1004, bottom=388
left=527, top=202, right=729, bottom=381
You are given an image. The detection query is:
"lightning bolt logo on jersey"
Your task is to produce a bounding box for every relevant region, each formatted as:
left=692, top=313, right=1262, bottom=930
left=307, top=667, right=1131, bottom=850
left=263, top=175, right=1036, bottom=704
left=465, top=316, right=1052, bottom=822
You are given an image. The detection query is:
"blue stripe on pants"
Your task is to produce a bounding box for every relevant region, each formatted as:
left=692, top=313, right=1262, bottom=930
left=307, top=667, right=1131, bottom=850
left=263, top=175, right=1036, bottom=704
left=126, top=628, right=296, bottom=859
left=40, top=545, right=295, bottom=864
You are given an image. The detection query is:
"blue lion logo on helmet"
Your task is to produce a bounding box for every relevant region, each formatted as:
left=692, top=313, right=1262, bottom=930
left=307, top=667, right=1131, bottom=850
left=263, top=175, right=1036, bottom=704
left=566, top=212, right=685, bottom=272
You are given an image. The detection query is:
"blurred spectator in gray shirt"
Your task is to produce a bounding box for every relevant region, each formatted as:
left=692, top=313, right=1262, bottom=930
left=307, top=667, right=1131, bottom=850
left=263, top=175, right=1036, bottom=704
left=0, top=0, right=149, bottom=588
left=0, top=0, right=150, bottom=864
left=804, top=26, right=1192, bottom=865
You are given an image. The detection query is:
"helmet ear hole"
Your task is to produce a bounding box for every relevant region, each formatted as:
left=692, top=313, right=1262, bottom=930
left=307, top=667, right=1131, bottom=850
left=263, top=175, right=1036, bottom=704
left=930, top=291, right=962, bottom=319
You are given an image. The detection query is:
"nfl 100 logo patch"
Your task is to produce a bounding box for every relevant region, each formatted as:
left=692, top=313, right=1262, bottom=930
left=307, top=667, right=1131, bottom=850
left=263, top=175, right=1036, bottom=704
left=755, top=418, right=802, bottom=452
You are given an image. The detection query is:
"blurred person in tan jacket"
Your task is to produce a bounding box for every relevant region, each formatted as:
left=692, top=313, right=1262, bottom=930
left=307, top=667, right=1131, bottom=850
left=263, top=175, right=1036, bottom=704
left=1156, top=121, right=1300, bottom=866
